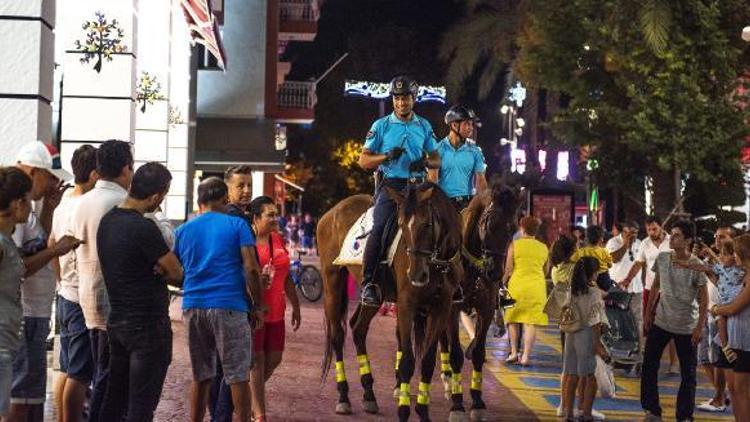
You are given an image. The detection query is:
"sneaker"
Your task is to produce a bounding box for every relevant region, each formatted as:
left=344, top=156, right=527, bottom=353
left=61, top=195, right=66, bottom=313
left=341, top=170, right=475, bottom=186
left=696, top=400, right=726, bottom=412
left=591, top=409, right=606, bottom=420
left=643, top=411, right=662, bottom=422
left=573, top=409, right=605, bottom=420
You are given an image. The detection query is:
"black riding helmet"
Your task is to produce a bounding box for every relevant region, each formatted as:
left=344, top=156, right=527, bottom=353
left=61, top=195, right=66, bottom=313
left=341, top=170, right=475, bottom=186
left=444, top=105, right=477, bottom=125
left=390, top=75, right=419, bottom=97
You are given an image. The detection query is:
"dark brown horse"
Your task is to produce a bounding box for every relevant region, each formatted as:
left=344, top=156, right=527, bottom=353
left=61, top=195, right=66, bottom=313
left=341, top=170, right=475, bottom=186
left=436, top=183, right=521, bottom=421
left=318, top=182, right=463, bottom=422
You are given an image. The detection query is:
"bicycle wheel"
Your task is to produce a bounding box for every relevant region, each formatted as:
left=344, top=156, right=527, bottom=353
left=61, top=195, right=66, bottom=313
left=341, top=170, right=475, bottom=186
left=299, top=265, right=323, bottom=302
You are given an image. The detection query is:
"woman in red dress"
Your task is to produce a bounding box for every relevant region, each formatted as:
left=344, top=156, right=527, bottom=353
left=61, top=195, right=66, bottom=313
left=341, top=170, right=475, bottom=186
left=248, top=196, right=302, bottom=421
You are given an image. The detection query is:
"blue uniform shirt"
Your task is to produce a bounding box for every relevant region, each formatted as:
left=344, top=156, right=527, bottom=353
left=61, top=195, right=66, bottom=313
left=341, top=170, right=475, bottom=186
left=363, top=112, right=438, bottom=179
left=436, top=137, right=487, bottom=198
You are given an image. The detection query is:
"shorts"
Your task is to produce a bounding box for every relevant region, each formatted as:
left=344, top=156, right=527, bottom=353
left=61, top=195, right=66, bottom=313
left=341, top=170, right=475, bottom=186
left=58, top=296, right=94, bottom=382
left=732, top=349, right=750, bottom=373
left=0, top=349, right=15, bottom=416
left=715, top=347, right=734, bottom=369
left=562, top=325, right=596, bottom=376
left=184, top=309, right=252, bottom=384
left=11, top=317, right=50, bottom=404
left=698, top=320, right=720, bottom=366
left=253, top=320, right=285, bottom=353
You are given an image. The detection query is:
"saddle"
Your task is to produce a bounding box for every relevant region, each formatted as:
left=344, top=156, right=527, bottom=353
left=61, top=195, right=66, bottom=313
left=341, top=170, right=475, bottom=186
left=333, top=207, right=402, bottom=267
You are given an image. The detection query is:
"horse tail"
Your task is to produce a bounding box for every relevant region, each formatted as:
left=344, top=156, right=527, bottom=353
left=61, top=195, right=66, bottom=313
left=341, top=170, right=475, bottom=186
left=321, top=266, right=349, bottom=381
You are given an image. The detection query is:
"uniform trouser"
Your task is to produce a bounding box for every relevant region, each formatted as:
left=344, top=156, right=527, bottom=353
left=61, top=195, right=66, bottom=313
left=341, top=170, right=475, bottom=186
left=362, top=179, right=407, bottom=284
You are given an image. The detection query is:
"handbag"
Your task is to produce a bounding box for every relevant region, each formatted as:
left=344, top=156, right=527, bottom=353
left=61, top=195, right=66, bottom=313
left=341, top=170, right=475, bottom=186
left=559, top=290, right=584, bottom=334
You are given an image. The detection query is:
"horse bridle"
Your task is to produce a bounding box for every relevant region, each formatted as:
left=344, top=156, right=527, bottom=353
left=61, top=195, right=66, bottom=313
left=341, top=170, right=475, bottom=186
left=462, top=202, right=508, bottom=280
left=405, top=202, right=459, bottom=278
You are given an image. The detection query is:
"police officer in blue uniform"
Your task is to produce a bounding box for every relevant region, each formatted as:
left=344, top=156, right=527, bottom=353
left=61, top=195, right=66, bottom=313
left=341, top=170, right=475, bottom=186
left=432, top=105, right=487, bottom=211
left=357, top=75, right=441, bottom=307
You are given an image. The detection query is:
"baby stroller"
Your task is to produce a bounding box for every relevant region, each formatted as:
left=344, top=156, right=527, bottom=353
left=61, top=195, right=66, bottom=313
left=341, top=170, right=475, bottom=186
left=602, top=285, right=640, bottom=368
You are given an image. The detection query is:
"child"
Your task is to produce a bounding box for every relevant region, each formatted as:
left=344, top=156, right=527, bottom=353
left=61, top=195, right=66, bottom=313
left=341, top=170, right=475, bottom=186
left=560, top=257, right=610, bottom=422
left=0, top=168, right=33, bottom=419
left=676, top=239, right=744, bottom=364
left=572, top=225, right=616, bottom=291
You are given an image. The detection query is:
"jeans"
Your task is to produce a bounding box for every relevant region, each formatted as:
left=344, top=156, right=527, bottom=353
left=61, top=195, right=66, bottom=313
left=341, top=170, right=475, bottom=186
left=88, top=329, right=110, bottom=422
left=641, top=324, right=697, bottom=420
left=362, top=178, right=406, bottom=284
left=100, top=318, right=172, bottom=422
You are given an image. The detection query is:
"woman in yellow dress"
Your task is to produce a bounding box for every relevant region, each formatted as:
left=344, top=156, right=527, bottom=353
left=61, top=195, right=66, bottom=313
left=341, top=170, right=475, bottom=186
left=502, top=216, right=550, bottom=366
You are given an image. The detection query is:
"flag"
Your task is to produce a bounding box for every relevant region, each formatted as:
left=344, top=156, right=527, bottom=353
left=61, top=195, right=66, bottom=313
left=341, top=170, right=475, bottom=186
left=180, top=0, right=227, bottom=70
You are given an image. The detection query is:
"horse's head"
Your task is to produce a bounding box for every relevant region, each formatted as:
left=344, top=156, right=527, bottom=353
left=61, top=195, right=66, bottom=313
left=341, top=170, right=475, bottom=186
left=386, top=182, right=461, bottom=288
left=475, top=183, right=523, bottom=282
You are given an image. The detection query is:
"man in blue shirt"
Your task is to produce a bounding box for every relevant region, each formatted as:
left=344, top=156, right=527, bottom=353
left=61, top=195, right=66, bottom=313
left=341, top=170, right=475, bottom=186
left=357, top=75, right=441, bottom=306
left=174, top=177, right=265, bottom=422
left=432, top=105, right=487, bottom=211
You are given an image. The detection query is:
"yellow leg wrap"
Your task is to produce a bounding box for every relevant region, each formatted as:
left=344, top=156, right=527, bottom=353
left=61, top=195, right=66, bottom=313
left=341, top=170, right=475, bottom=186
left=398, top=382, right=411, bottom=406
left=335, top=361, right=346, bottom=383
left=417, top=382, right=431, bottom=405
left=395, top=351, right=403, bottom=371
left=357, top=354, right=372, bottom=376
left=451, top=372, right=463, bottom=394
left=440, top=352, right=451, bottom=373
left=471, top=369, right=482, bottom=390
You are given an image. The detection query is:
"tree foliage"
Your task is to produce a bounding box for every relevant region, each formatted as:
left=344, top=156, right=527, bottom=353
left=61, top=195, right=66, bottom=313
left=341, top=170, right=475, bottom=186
left=513, top=0, right=750, bottom=218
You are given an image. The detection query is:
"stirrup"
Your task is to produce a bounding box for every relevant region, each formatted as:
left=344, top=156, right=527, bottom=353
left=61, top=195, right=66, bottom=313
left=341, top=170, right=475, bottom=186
left=452, top=286, right=464, bottom=304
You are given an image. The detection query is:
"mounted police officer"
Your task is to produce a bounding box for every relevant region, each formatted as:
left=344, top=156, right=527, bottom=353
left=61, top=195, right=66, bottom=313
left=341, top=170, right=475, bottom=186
left=357, top=75, right=441, bottom=307
left=432, top=105, right=487, bottom=212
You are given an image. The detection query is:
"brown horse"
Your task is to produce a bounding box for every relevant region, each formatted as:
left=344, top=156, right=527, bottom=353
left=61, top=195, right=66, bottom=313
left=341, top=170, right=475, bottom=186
left=436, top=183, right=521, bottom=421
left=318, top=182, right=463, bottom=422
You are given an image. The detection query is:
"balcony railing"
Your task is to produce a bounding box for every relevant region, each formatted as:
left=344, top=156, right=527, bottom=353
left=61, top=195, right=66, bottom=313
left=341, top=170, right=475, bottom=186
left=277, top=81, right=316, bottom=109
left=280, top=0, right=319, bottom=22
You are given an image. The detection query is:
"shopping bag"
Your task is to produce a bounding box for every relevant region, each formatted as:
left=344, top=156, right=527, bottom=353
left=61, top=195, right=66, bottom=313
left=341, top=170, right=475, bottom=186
left=595, top=355, right=617, bottom=398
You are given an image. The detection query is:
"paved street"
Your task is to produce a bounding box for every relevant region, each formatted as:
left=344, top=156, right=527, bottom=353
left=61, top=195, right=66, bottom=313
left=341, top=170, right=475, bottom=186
left=153, top=298, right=534, bottom=421
left=42, top=280, right=734, bottom=421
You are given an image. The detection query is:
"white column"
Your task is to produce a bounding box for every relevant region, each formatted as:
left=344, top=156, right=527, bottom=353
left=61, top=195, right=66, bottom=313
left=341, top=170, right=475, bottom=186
left=57, top=0, right=138, bottom=170
left=165, top=0, right=193, bottom=221
left=0, top=0, right=55, bottom=163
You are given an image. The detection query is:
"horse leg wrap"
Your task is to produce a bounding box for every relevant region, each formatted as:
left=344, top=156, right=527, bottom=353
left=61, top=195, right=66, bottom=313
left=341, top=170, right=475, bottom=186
left=416, top=381, right=431, bottom=405
left=451, top=372, right=464, bottom=395
left=357, top=354, right=372, bottom=376
left=470, top=369, right=482, bottom=391
left=335, top=361, right=347, bottom=383
left=440, top=352, right=451, bottom=375
left=395, top=350, right=403, bottom=371
left=398, top=382, right=411, bottom=407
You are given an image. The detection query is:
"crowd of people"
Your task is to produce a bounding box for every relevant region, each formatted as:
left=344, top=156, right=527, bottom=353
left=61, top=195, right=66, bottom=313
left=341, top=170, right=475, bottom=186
left=0, top=140, right=301, bottom=422
left=503, top=212, right=750, bottom=421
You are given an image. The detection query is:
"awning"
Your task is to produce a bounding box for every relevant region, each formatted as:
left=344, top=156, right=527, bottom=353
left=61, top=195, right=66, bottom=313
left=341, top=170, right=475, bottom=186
left=195, top=118, right=285, bottom=172
left=181, top=0, right=227, bottom=70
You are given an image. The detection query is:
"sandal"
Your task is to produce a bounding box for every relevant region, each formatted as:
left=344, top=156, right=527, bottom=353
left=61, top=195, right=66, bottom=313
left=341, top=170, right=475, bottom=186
left=505, top=354, right=519, bottom=364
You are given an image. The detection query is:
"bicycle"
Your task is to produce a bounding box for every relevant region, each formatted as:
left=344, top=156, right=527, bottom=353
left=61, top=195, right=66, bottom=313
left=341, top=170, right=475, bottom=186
left=290, top=250, right=323, bottom=302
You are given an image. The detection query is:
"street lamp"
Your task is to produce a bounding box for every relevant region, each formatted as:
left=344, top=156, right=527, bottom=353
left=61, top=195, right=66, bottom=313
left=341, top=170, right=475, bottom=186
left=742, top=26, right=750, bottom=42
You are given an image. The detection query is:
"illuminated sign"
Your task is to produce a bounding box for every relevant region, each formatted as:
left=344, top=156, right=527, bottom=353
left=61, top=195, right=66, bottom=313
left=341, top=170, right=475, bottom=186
left=344, top=80, right=447, bottom=104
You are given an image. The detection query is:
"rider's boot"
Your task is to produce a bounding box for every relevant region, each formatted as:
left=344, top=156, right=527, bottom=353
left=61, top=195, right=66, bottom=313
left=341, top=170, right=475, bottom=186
left=361, top=281, right=383, bottom=307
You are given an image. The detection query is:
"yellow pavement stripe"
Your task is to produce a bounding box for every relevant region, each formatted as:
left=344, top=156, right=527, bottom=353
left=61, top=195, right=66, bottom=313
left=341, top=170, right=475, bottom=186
left=461, top=327, right=735, bottom=421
